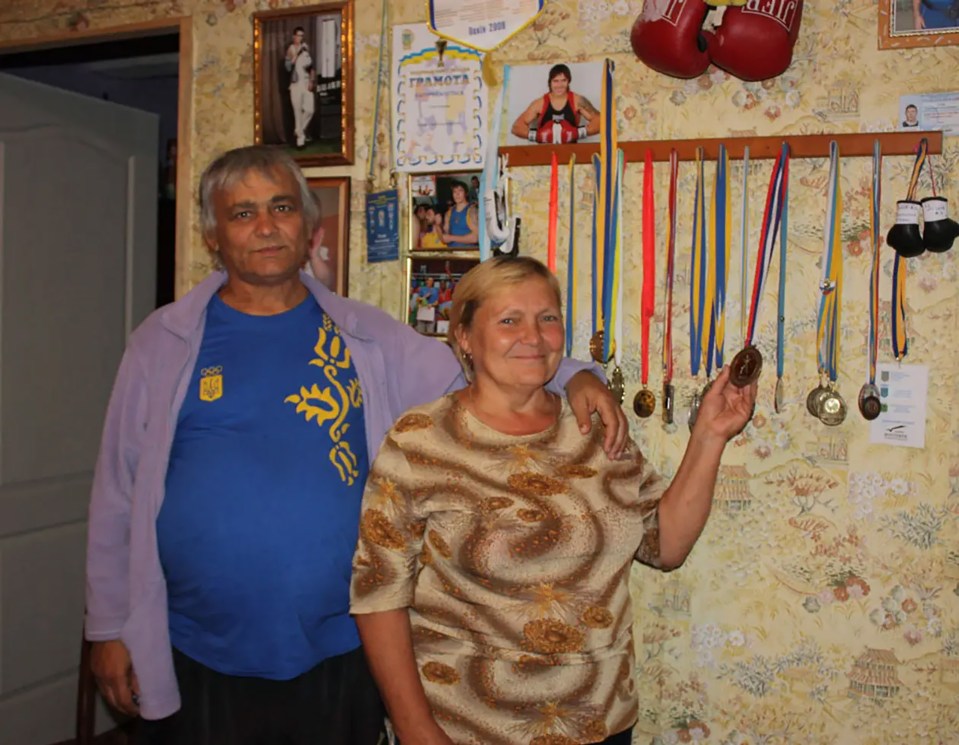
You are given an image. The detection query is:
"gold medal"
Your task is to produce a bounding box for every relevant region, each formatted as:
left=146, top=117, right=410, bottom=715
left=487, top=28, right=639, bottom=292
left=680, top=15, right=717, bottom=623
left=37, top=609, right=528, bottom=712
left=730, top=344, right=763, bottom=388
left=857, top=383, right=882, bottom=421
left=806, top=383, right=828, bottom=418
left=589, top=330, right=615, bottom=364
left=661, top=383, right=674, bottom=425
left=607, top=365, right=625, bottom=404
left=817, top=387, right=847, bottom=426
left=633, top=387, right=656, bottom=418
left=774, top=377, right=784, bottom=414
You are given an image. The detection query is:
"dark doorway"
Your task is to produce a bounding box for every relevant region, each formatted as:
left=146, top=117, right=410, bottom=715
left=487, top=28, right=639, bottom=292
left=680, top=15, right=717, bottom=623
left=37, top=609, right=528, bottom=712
left=0, top=33, right=180, bottom=308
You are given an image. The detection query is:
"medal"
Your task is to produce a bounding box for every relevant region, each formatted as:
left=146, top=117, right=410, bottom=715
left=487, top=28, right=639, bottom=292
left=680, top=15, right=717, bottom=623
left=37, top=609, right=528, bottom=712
left=608, top=366, right=625, bottom=404
left=688, top=389, right=701, bottom=432
left=589, top=330, right=608, bottom=364
left=730, top=345, right=763, bottom=388
left=735, top=143, right=789, bottom=389
left=818, top=387, right=847, bottom=426
left=858, top=383, right=882, bottom=421
left=774, top=377, right=784, bottom=414
left=806, top=382, right=829, bottom=418
left=633, top=387, right=656, bottom=418
left=662, top=382, right=674, bottom=424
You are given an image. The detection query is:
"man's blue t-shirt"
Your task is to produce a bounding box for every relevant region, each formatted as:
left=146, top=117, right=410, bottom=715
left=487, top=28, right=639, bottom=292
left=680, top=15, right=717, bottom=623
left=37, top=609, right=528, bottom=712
left=157, top=293, right=369, bottom=679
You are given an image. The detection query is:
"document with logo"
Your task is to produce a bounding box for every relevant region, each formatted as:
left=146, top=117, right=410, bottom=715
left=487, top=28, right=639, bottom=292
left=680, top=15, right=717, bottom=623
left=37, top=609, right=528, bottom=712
left=869, top=363, right=928, bottom=449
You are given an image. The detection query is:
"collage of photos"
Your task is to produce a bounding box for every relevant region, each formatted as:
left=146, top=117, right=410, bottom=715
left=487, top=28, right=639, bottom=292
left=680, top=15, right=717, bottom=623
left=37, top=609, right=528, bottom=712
left=409, top=171, right=481, bottom=252
left=408, top=257, right=477, bottom=336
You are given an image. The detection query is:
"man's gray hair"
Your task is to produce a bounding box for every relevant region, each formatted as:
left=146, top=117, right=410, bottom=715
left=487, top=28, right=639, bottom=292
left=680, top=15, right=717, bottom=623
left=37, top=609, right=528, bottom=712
left=199, top=145, right=320, bottom=238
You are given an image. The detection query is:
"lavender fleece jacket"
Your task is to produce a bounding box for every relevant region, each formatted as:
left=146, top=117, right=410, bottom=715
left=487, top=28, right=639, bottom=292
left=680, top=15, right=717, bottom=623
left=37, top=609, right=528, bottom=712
left=85, top=270, right=597, bottom=720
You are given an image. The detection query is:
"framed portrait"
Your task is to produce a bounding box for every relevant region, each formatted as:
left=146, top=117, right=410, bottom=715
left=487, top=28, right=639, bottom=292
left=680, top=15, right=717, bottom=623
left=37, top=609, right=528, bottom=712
left=254, top=1, right=354, bottom=165
left=306, top=176, right=351, bottom=296
left=504, top=60, right=605, bottom=147
left=406, top=256, right=478, bottom=336
left=879, top=0, right=959, bottom=49
left=409, top=171, right=482, bottom=253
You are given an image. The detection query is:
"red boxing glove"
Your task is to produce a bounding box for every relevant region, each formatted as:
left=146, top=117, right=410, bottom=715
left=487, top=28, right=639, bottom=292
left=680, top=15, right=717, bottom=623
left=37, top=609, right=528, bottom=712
left=536, top=120, right=584, bottom=144
left=703, top=0, right=804, bottom=82
left=630, top=0, right=711, bottom=79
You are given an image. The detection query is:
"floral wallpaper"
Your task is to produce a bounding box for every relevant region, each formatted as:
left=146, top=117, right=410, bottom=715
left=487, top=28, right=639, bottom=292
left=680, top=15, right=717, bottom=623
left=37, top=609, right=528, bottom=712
left=2, top=0, right=958, bottom=742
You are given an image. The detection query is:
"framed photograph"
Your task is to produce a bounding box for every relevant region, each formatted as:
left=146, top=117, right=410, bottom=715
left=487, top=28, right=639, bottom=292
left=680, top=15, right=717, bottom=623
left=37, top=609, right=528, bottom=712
left=254, top=1, right=354, bottom=165
left=505, top=61, right=604, bottom=146
left=409, top=171, right=481, bottom=253
left=879, top=0, right=959, bottom=49
left=306, top=176, right=350, bottom=296
left=406, top=256, right=478, bottom=336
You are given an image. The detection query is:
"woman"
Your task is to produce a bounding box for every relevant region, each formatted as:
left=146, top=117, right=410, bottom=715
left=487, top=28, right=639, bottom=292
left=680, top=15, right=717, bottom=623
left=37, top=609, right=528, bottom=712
left=350, top=257, right=755, bottom=745
left=441, top=182, right=479, bottom=247
left=511, top=63, right=600, bottom=144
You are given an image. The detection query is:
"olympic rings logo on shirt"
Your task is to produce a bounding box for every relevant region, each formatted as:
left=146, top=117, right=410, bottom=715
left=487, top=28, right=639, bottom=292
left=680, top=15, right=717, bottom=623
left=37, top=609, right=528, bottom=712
left=200, top=366, right=223, bottom=376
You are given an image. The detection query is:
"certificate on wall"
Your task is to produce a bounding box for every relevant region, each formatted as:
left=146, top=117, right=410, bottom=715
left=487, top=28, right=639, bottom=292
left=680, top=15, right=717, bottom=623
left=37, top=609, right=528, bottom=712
left=868, top=363, right=928, bottom=449
left=428, top=0, right=544, bottom=51
left=392, top=24, right=487, bottom=173
left=366, top=189, right=400, bottom=263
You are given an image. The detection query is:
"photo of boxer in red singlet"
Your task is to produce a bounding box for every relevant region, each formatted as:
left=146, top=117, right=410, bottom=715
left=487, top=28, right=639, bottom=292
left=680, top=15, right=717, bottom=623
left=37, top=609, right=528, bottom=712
left=510, top=64, right=601, bottom=145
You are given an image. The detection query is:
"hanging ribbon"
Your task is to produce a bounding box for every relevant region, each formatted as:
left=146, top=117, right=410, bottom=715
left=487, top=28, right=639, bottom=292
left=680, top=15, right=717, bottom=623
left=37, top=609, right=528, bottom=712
left=740, top=146, right=750, bottom=346
left=710, top=144, right=730, bottom=373
left=591, top=154, right=602, bottom=342
left=613, top=150, right=625, bottom=371
left=598, top=59, right=617, bottom=363
left=816, top=142, right=843, bottom=385
left=661, top=149, right=679, bottom=420
left=565, top=154, right=577, bottom=357
left=640, top=149, right=655, bottom=391
left=891, top=139, right=928, bottom=360
left=548, top=152, right=559, bottom=272
left=775, top=148, right=790, bottom=396
left=745, top=146, right=788, bottom=349
left=868, top=141, right=881, bottom=384
left=366, top=0, right=390, bottom=189
left=603, top=150, right=623, bottom=364
left=689, top=148, right=707, bottom=381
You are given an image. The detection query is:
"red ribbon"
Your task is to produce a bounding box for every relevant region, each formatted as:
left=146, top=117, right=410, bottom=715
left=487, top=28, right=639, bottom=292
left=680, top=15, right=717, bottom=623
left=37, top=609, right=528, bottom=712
left=548, top=152, right=558, bottom=272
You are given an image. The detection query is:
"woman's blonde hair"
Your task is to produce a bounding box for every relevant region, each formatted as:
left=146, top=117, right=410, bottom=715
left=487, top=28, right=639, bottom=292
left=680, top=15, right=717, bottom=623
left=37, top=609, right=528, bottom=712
left=447, top=256, right=563, bottom=373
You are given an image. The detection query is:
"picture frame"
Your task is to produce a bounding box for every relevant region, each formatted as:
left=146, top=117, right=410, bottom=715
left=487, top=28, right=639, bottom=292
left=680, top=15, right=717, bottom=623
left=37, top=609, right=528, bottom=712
left=504, top=61, right=605, bottom=147
left=406, top=256, right=478, bottom=336
left=306, top=176, right=351, bottom=296
left=253, top=1, right=354, bottom=165
left=879, top=0, right=959, bottom=49
left=408, top=171, right=482, bottom=253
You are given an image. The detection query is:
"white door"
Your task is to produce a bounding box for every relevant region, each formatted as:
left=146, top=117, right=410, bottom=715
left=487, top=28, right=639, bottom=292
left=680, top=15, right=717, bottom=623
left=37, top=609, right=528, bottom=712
left=0, top=72, right=157, bottom=745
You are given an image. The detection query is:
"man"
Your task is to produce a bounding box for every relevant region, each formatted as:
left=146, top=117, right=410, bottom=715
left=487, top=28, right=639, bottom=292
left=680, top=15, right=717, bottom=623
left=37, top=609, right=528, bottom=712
left=441, top=181, right=479, bottom=247
left=901, top=103, right=920, bottom=128
left=85, top=146, right=627, bottom=744
left=511, top=63, right=601, bottom=144
left=284, top=26, right=315, bottom=148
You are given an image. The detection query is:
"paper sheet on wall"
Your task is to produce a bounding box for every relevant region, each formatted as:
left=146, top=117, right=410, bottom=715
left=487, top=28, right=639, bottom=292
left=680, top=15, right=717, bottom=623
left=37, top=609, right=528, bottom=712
left=392, top=24, right=487, bottom=173
left=428, top=0, right=544, bottom=51
left=898, top=91, right=959, bottom=136
left=868, top=363, right=928, bottom=449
